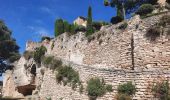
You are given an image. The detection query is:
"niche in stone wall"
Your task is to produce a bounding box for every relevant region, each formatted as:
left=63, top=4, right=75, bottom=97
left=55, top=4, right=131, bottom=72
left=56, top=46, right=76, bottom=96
left=17, top=85, right=36, bottom=96
left=31, top=64, right=36, bottom=76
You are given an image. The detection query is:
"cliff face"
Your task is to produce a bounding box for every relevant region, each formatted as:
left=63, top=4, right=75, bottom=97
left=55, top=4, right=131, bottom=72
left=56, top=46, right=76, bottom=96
left=2, top=13, right=170, bottom=100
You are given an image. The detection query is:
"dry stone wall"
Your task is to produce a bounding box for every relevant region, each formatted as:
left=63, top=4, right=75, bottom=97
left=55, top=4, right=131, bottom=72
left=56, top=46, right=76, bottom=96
left=20, top=13, right=170, bottom=100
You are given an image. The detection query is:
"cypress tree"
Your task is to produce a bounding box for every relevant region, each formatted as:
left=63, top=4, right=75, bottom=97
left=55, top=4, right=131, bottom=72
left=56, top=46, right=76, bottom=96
left=55, top=19, right=64, bottom=37
left=86, top=6, right=94, bottom=36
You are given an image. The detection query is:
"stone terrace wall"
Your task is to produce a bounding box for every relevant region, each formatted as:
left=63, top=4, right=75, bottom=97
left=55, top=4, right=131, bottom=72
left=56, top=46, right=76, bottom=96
left=47, top=20, right=136, bottom=69
left=39, top=60, right=170, bottom=100
left=134, top=13, right=170, bottom=70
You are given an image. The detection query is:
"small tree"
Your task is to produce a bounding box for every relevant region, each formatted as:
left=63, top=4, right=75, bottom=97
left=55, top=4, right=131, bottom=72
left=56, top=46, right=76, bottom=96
left=55, top=19, right=64, bottom=37
left=33, top=46, right=47, bottom=64
left=86, top=6, right=94, bottom=36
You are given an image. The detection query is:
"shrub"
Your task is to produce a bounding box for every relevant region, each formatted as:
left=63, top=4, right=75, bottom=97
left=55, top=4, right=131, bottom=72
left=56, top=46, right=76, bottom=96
left=42, top=56, right=62, bottom=70
left=147, top=0, right=158, bottom=5
left=87, top=78, right=106, bottom=98
left=159, top=15, right=170, bottom=27
left=117, top=81, right=136, bottom=95
left=110, top=16, right=123, bottom=24
left=33, top=46, right=47, bottom=64
left=115, top=93, right=132, bottom=100
left=136, top=4, right=154, bottom=16
left=152, top=80, right=170, bottom=100
left=87, top=78, right=113, bottom=99
left=92, top=22, right=102, bottom=31
left=118, top=22, right=128, bottom=30
left=51, top=41, right=55, bottom=50
left=146, top=26, right=161, bottom=41
left=42, top=56, right=54, bottom=65
left=23, top=51, right=34, bottom=60
left=75, top=25, right=86, bottom=32
left=106, top=84, right=113, bottom=92
left=56, top=65, right=80, bottom=90
left=41, top=36, right=51, bottom=42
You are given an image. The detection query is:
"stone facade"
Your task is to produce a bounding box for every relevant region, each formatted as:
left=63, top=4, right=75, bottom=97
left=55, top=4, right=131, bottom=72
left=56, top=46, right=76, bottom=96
left=73, top=16, right=87, bottom=27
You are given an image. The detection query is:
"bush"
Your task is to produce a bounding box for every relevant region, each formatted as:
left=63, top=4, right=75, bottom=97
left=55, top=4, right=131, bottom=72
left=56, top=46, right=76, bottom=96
left=51, top=41, right=55, bottom=50
left=147, top=0, right=158, bottom=5
left=23, top=51, right=34, bottom=60
left=33, top=46, right=47, bottom=64
left=42, top=56, right=62, bottom=70
left=56, top=65, right=80, bottom=90
left=159, top=15, right=170, bottom=27
left=152, top=81, right=170, bottom=100
left=87, top=78, right=106, bottom=98
left=104, top=0, right=109, bottom=6
left=75, top=25, right=86, bottom=32
left=87, top=78, right=113, bottom=99
left=42, top=56, right=54, bottom=65
left=115, top=93, right=132, bottom=100
left=118, top=22, right=128, bottom=30
left=110, top=16, right=123, bottom=24
left=117, top=81, right=136, bottom=95
left=136, top=4, right=154, bottom=16
left=41, top=36, right=51, bottom=42
left=146, top=26, right=161, bottom=41
left=92, top=22, right=102, bottom=31
left=106, top=84, right=113, bottom=92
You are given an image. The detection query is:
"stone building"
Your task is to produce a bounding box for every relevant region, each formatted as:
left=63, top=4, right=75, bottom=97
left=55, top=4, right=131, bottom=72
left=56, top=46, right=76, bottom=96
left=73, top=16, right=87, bottom=27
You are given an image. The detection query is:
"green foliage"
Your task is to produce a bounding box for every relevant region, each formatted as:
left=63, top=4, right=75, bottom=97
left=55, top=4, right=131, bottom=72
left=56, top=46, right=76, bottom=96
left=152, top=81, right=170, bottom=100
left=115, top=93, right=132, bottom=100
left=42, top=56, right=54, bottom=65
left=136, top=4, right=154, bottom=16
left=75, top=25, right=86, bottom=33
left=55, top=19, right=64, bottom=37
left=146, top=26, right=161, bottom=41
left=33, top=46, right=47, bottom=64
left=23, top=51, right=34, bottom=60
left=41, top=36, right=51, bottom=42
left=92, top=22, right=102, bottom=31
left=79, top=84, right=84, bottom=93
left=147, top=0, right=158, bottom=5
left=0, top=20, right=20, bottom=75
left=86, top=6, right=94, bottom=37
left=105, top=84, right=113, bottom=92
left=118, top=22, right=128, bottom=30
left=51, top=41, right=55, bottom=50
left=87, top=78, right=113, bottom=99
left=63, top=21, right=70, bottom=32
left=56, top=65, right=80, bottom=89
left=42, top=56, right=62, bottom=70
left=159, top=15, right=170, bottom=27
left=104, top=0, right=109, bottom=6
left=110, top=16, right=123, bottom=24
left=117, top=81, right=136, bottom=95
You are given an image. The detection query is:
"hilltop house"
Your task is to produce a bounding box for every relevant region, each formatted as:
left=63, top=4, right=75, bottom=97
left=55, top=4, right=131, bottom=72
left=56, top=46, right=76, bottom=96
left=73, top=16, right=87, bottom=27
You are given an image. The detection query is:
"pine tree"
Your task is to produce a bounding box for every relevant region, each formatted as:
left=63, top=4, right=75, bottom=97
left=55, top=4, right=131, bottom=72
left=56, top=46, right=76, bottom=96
left=86, top=6, right=94, bottom=37
left=0, top=20, right=20, bottom=75
left=104, top=0, right=158, bottom=20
